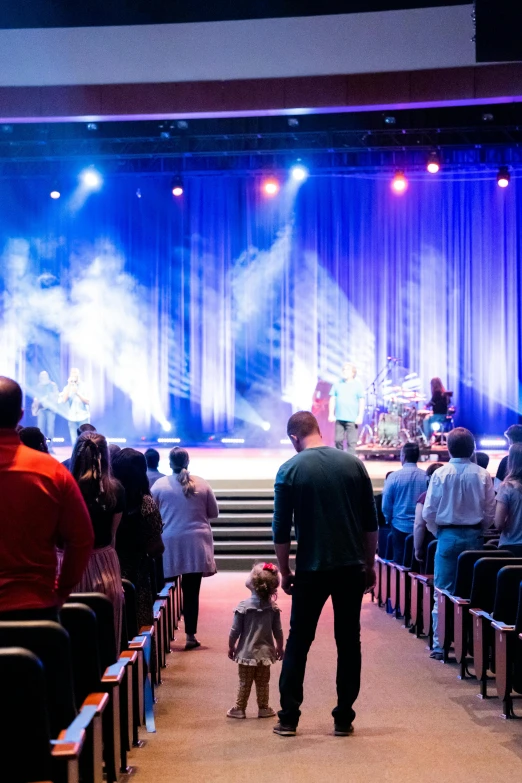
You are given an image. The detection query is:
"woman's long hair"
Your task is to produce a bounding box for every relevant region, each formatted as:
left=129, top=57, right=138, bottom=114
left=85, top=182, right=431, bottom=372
left=430, top=377, right=446, bottom=396
left=111, top=448, right=150, bottom=511
left=506, top=443, right=522, bottom=487
left=169, top=447, right=196, bottom=497
left=71, top=432, right=118, bottom=511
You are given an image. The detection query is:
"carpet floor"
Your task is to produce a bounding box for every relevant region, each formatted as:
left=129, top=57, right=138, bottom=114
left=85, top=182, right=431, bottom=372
left=132, top=572, right=522, bottom=782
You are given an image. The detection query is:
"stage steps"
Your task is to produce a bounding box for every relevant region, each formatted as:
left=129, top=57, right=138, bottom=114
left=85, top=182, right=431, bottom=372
left=212, top=487, right=296, bottom=570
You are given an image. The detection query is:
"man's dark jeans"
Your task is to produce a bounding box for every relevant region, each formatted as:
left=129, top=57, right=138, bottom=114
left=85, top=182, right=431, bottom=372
left=278, top=565, right=366, bottom=727
left=334, top=420, right=358, bottom=455
left=391, top=526, right=410, bottom=565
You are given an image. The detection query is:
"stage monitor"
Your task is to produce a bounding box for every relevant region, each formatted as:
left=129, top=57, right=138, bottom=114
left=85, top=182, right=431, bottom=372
left=475, top=1, right=522, bottom=63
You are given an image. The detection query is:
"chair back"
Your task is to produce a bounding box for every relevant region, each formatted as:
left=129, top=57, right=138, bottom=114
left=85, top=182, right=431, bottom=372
left=69, top=592, right=117, bottom=672
left=425, top=540, right=437, bottom=574
left=0, top=621, right=76, bottom=738
left=122, top=579, right=139, bottom=639
left=385, top=531, right=394, bottom=561
left=155, top=555, right=166, bottom=591
left=454, top=549, right=513, bottom=599
left=470, top=558, right=522, bottom=613
left=378, top=527, right=391, bottom=557
left=148, top=556, right=159, bottom=596
left=61, top=603, right=102, bottom=707
left=492, top=566, right=522, bottom=623
left=0, top=647, right=52, bottom=783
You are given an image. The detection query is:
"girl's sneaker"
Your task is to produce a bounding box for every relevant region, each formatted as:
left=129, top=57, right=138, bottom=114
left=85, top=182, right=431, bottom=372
left=258, top=707, right=276, bottom=718
left=227, top=707, right=246, bottom=719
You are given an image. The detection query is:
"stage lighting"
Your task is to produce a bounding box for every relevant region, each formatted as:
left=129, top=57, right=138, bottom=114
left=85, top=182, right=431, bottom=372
left=171, top=176, right=184, bottom=197
left=262, top=177, right=280, bottom=196
left=290, top=164, right=309, bottom=182
left=162, top=421, right=172, bottom=432
left=81, top=168, right=102, bottom=190
left=391, top=171, right=408, bottom=194
left=427, top=152, right=440, bottom=174
left=497, top=166, right=510, bottom=188
left=50, top=187, right=61, bottom=199
left=262, top=422, right=271, bottom=432
left=480, top=437, right=507, bottom=448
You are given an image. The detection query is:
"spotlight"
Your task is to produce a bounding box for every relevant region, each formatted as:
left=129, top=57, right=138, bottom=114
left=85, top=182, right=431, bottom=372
left=384, top=115, right=397, bottom=125
left=80, top=168, right=102, bottom=189
left=391, top=171, right=408, bottom=194
left=86, top=122, right=98, bottom=131
left=176, top=120, right=189, bottom=130
left=290, top=164, right=309, bottom=182
left=261, top=422, right=271, bottom=432
left=136, top=188, right=142, bottom=199
left=497, top=166, right=510, bottom=188
left=288, top=118, right=299, bottom=127
left=171, top=176, right=184, bottom=197
left=50, top=186, right=61, bottom=199
left=161, top=421, right=172, bottom=432
left=427, top=152, right=440, bottom=174
left=262, top=177, right=280, bottom=196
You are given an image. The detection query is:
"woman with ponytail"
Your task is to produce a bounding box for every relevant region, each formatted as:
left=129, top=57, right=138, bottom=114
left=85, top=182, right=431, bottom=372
left=151, top=447, right=218, bottom=649
left=69, top=432, right=125, bottom=649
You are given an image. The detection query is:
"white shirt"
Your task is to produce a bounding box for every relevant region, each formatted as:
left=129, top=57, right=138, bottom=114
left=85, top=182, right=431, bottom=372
left=422, top=458, right=495, bottom=535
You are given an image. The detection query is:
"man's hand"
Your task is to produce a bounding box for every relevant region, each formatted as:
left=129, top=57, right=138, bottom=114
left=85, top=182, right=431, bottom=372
left=355, top=416, right=363, bottom=426
left=364, top=565, right=377, bottom=594
left=276, top=645, right=285, bottom=661
left=228, top=647, right=236, bottom=660
left=328, top=414, right=336, bottom=423
left=281, top=572, right=295, bottom=595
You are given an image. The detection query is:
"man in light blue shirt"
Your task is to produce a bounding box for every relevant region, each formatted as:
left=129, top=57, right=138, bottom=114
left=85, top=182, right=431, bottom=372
left=382, top=442, right=427, bottom=564
left=328, top=363, right=365, bottom=456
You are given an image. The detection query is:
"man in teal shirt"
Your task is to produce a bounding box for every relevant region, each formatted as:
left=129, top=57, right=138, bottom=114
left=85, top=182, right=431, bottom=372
left=329, top=363, right=365, bottom=456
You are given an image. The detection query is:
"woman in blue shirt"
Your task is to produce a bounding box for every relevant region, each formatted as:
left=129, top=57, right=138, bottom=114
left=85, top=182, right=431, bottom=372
left=495, top=443, right=522, bottom=556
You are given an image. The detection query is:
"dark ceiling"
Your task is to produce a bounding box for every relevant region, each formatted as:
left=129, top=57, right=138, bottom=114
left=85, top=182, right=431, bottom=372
left=0, top=1, right=466, bottom=30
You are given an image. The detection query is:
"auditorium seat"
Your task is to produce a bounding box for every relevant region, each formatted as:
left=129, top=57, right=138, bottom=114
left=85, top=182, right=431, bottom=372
left=408, top=540, right=437, bottom=642
left=436, top=549, right=513, bottom=664
left=375, top=530, right=393, bottom=609
left=492, top=580, right=522, bottom=717
left=469, top=562, right=522, bottom=698
left=0, top=623, right=101, bottom=783
left=395, top=534, right=420, bottom=625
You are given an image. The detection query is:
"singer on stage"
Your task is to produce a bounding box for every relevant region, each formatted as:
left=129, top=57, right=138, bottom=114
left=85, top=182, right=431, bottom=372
left=60, top=368, right=91, bottom=445
left=328, top=362, right=365, bottom=456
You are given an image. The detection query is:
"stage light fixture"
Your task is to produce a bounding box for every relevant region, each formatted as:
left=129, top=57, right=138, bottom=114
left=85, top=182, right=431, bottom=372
left=86, top=122, right=98, bottom=131
left=261, top=422, right=271, bottom=432
left=80, top=167, right=103, bottom=190
left=497, top=166, right=510, bottom=188
left=480, top=437, right=507, bottom=448
left=391, top=171, right=408, bottom=194
left=50, top=186, right=61, bottom=199
left=290, top=164, right=309, bottom=182
left=171, top=176, right=184, bottom=197
left=161, top=421, right=173, bottom=432
left=427, top=152, right=440, bottom=174
left=262, top=177, right=280, bottom=196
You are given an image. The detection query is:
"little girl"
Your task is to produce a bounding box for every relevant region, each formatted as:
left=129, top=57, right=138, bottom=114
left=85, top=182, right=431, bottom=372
left=227, top=562, right=284, bottom=719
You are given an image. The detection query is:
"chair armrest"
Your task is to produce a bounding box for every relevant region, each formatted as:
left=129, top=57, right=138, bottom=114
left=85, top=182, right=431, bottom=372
left=449, top=596, right=470, bottom=606
left=469, top=608, right=492, bottom=620
left=491, top=621, right=516, bottom=633
left=417, top=575, right=434, bottom=585
left=435, top=587, right=453, bottom=598
left=119, top=650, right=138, bottom=666
left=139, top=625, right=154, bottom=637
left=101, top=661, right=126, bottom=685
left=81, top=692, right=109, bottom=715
left=129, top=637, right=147, bottom=652
left=396, top=566, right=411, bottom=574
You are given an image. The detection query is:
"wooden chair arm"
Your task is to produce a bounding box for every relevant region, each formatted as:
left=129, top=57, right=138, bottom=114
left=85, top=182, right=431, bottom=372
left=435, top=587, right=453, bottom=598
left=449, top=596, right=470, bottom=606
left=101, top=661, right=126, bottom=685
left=396, top=566, right=411, bottom=574
left=119, top=650, right=138, bottom=665
left=129, top=637, right=147, bottom=651
left=417, top=575, right=434, bottom=585
left=469, top=608, right=491, bottom=620
left=491, top=621, right=516, bottom=633
left=139, top=625, right=154, bottom=637
left=81, top=691, right=109, bottom=714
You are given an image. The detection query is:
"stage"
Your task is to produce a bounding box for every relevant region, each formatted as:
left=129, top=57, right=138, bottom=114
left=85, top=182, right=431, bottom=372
left=51, top=445, right=506, bottom=490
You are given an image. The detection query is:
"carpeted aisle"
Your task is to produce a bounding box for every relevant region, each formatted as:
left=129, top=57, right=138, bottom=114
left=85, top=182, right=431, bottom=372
left=134, top=572, right=522, bottom=783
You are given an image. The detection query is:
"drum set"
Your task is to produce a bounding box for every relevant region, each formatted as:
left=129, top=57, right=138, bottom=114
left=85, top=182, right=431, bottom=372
left=358, top=363, right=432, bottom=448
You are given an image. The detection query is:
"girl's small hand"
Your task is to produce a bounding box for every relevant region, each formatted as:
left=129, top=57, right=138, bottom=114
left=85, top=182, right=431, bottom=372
left=228, top=647, right=236, bottom=660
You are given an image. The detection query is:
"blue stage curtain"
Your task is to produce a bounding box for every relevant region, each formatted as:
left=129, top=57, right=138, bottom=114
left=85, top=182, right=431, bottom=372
left=0, top=169, right=520, bottom=437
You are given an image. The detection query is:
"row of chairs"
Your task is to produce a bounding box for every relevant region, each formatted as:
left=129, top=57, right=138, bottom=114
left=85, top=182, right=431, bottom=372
left=374, top=528, right=522, bottom=718
left=0, top=564, right=181, bottom=783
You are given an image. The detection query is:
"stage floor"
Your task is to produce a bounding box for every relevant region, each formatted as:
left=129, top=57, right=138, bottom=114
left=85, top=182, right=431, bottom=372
left=51, top=445, right=505, bottom=490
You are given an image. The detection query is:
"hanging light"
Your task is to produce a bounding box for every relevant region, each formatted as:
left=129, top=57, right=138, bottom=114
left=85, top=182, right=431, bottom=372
left=262, top=176, right=280, bottom=196
left=391, top=171, right=408, bottom=194
left=171, top=175, right=184, bottom=197
left=427, top=151, right=440, bottom=174
left=497, top=166, right=510, bottom=188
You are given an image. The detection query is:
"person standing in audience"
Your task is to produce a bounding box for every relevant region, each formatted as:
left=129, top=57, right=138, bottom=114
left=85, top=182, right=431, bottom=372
left=152, top=447, right=218, bottom=650
left=495, top=425, right=522, bottom=489
left=0, top=377, right=93, bottom=621
left=62, top=422, right=97, bottom=471
left=19, top=426, right=49, bottom=454
left=423, top=427, right=495, bottom=660
left=413, top=462, right=443, bottom=570
left=112, top=448, right=165, bottom=629
left=69, top=431, right=125, bottom=649
left=272, top=411, right=378, bottom=737
left=145, top=447, right=165, bottom=488
left=381, top=443, right=427, bottom=564
left=494, top=443, right=522, bottom=556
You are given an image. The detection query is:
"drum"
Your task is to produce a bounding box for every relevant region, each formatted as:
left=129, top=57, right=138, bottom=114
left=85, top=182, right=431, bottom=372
left=377, top=413, right=401, bottom=444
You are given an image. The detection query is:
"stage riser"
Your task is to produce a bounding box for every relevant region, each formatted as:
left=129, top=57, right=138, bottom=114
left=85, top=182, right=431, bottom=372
left=214, top=490, right=283, bottom=569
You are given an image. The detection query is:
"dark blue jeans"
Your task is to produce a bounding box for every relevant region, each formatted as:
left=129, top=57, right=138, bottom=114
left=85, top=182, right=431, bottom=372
left=278, top=565, right=366, bottom=727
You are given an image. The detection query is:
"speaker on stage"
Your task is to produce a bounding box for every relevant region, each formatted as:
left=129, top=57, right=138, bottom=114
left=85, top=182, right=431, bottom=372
left=475, top=1, right=522, bottom=63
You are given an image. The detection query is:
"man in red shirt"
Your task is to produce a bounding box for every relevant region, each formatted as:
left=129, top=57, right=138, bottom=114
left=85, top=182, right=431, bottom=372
left=0, top=377, right=94, bottom=621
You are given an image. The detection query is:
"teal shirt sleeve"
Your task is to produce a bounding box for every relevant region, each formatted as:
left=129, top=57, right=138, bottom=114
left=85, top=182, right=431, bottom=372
left=273, top=465, right=294, bottom=544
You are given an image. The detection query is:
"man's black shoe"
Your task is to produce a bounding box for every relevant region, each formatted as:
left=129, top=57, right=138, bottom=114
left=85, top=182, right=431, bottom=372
left=334, top=723, right=354, bottom=737
left=273, top=721, right=297, bottom=736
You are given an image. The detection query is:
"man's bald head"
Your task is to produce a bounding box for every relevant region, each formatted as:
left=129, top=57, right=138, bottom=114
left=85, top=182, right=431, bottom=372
left=0, top=377, right=23, bottom=429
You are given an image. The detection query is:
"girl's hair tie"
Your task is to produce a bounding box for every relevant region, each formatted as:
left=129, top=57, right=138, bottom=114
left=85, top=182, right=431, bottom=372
left=262, top=562, right=276, bottom=572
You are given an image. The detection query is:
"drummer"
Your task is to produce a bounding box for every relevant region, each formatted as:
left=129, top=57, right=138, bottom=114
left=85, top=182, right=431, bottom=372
left=328, top=362, right=365, bottom=456
left=423, top=377, right=449, bottom=440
